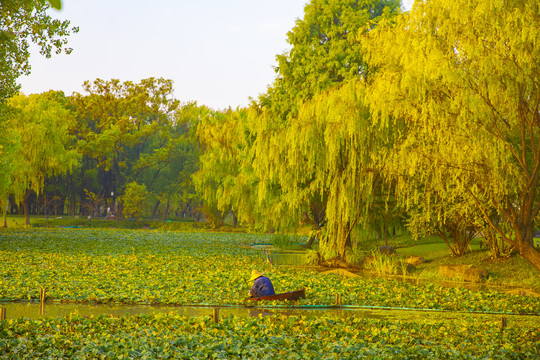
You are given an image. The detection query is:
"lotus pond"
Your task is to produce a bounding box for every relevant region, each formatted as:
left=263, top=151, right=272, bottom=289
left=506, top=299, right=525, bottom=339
left=1, top=312, right=538, bottom=359
left=0, top=228, right=539, bottom=358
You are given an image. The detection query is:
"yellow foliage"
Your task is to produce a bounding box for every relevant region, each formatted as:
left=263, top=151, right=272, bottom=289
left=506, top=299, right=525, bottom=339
left=363, top=0, right=540, bottom=258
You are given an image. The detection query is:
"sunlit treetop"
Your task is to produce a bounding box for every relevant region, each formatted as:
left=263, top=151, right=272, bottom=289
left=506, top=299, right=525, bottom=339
left=0, top=0, right=76, bottom=102
left=258, top=0, right=401, bottom=119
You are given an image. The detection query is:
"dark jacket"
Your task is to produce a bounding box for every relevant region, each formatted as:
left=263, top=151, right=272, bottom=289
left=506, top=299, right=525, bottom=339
left=250, top=276, right=275, bottom=297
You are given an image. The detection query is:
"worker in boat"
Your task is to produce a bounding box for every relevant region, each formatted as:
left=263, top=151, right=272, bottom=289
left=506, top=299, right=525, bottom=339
left=248, top=270, right=275, bottom=297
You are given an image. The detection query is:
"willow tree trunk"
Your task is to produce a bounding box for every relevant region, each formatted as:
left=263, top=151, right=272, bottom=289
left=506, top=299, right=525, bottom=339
left=515, top=227, right=540, bottom=272
left=151, top=199, right=161, bottom=219
left=518, top=243, right=540, bottom=272
left=304, top=199, right=325, bottom=249
left=232, top=211, right=238, bottom=228
left=161, top=196, right=170, bottom=225
left=22, top=188, right=31, bottom=226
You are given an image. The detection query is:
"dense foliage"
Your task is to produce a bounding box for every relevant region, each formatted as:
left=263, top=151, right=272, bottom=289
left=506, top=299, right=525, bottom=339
left=1, top=0, right=540, bottom=272
left=1, top=78, right=206, bottom=224
left=0, top=0, right=76, bottom=102
left=0, top=229, right=537, bottom=315
left=363, top=0, right=540, bottom=269
left=1, top=313, right=538, bottom=359
left=0, top=0, right=77, bottom=225
left=194, top=0, right=540, bottom=271
left=0, top=228, right=538, bottom=359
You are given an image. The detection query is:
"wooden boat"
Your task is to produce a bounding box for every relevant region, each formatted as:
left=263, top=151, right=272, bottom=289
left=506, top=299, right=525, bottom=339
left=246, top=288, right=305, bottom=302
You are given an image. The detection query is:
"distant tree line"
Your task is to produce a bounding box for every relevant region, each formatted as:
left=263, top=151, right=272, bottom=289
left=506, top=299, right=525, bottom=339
left=1, top=79, right=213, bottom=225
left=1, top=0, right=539, bottom=271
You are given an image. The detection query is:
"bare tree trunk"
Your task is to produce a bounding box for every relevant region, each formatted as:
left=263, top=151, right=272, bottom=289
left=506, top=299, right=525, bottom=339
left=22, top=190, right=30, bottom=226
left=151, top=199, right=160, bottom=219
left=514, top=225, right=540, bottom=271
left=44, top=196, right=49, bottom=221
left=161, top=196, right=170, bottom=224
left=70, top=176, right=76, bottom=216
left=304, top=233, right=317, bottom=249
left=304, top=199, right=325, bottom=249
left=232, top=211, right=238, bottom=228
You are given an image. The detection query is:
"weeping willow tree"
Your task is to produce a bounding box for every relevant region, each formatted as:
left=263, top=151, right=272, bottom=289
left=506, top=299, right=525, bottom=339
left=284, top=80, right=394, bottom=259
left=7, top=91, right=80, bottom=225
left=0, top=106, right=20, bottom=227
left=194, top=0, right=402, bottom=243
left=193, top=108, right=262, bottom=228
left=363, top=0, right=540, bottom=270
left=248, top=0, right=401, bottom=237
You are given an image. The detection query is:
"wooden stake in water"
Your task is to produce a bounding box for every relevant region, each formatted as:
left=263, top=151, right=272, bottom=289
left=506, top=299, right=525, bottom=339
left=40, top=288, right=47, bottom=304
left=500, top=317, right=507, bottom=330
left=335, top=294, right=343, bottom=307
left=40, top=288, right=46, bottom=316
left=213, top=308, right=219, bottom=323
left=500, top=316, right=508, bottom=345
left=0, top=308, right=6, bottom=320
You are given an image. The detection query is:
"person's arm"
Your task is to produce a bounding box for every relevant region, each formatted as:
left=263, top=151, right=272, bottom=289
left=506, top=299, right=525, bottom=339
left=250, top=279, right=266, bottom=297
left=250, top=284, right=264, bottom=297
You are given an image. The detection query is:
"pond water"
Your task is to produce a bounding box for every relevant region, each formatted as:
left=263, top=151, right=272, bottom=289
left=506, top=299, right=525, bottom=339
left=1, top=301, right=537, bottom=329
left=270, top=252, right=310, bottom=265
left=249, top=244, right=311, bottom=266
left=0, top=302, right=379, bottom=320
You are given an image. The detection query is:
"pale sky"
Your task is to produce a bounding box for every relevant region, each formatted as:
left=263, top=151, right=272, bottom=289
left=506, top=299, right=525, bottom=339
left=19, top=0, right=414, bottom=110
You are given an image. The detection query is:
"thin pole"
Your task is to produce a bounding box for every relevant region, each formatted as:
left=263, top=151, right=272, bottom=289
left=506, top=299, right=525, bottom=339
left=40, top=288, right=46, bottom=316
left=213, top=307, right=219, bottom=323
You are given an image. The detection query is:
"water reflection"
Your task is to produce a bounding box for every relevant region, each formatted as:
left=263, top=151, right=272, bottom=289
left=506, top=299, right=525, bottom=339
left=0, top=302, right=400, bottom=321
left=4, top=302, right=536, bottom=330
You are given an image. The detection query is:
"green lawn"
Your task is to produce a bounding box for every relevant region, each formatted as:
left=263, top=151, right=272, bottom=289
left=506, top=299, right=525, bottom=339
left=394, top=238, right=540, bottom=290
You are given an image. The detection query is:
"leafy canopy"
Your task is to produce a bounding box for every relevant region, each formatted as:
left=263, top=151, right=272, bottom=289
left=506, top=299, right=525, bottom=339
left=0, top=0, right=77, bottom=102
left=363, top=0, right=540, bottom=269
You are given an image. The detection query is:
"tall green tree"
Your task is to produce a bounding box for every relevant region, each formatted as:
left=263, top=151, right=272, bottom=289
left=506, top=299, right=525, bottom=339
left=0, top=0, right=77, bottom=102
left=363, top=0, right=540, bottom=270
left=136, top=102, right=203, bottom=223
left=70, top=78, right=180, bottom=205
left=260, top=0, right=400, bottom=118
left=248, top=0, right=401, bottom=251
left=0, top=0, right=76, bottom=220
left=7, top=91, right=80, bottom=225
left=194, top=108, right=260, bottom=228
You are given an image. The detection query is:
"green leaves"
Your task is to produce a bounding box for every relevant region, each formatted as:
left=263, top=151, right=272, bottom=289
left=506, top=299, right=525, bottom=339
left=362, top=0, right=540, bottom=268
left=226, top=0, right=404, bottom=252
left=0, top=228, right=538, bottom=315
left=6, top=92, right=80, bottom=225
left=0, top=0, right=76, bottom=102
left=70, top=78, right=199, bottom=225
left=0, top=313, right=538, bottom=358
left=122, top=182, right=149, bottom=224
left=47, top=0, right=62, bottom=10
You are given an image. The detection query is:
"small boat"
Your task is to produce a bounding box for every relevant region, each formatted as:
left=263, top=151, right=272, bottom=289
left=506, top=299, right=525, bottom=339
left=246, top=288, right=305, bottom=302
